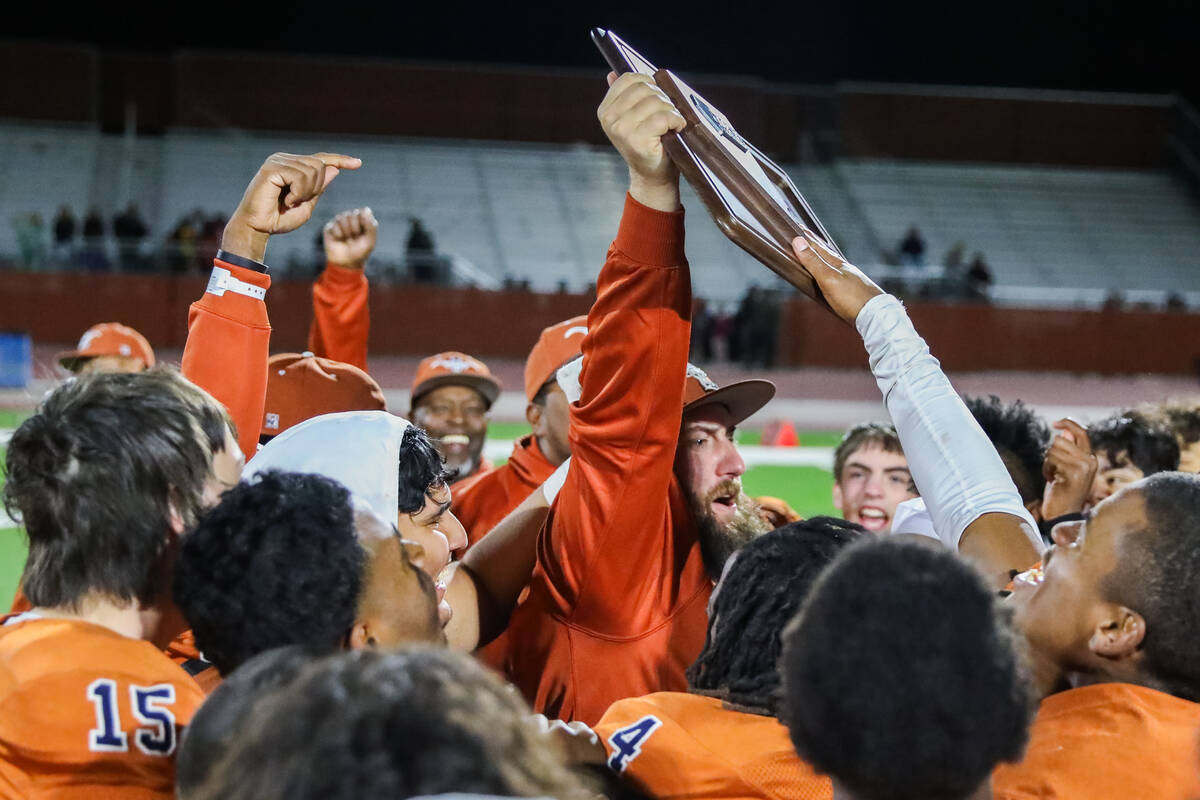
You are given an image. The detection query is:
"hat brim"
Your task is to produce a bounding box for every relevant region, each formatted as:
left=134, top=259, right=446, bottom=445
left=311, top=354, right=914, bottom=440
left=683, top=379, right=776, bottom=427
left=411, top=374, right=502, bottom=409
left=55, top=351, right=90, bottom=372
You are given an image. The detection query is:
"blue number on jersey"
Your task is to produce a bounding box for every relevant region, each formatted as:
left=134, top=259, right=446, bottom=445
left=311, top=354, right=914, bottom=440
left=606, top=715, right=662, bottom=774
left=86, top=679, right=129, bottom=752
left=130, top=684, right=177, bottom=756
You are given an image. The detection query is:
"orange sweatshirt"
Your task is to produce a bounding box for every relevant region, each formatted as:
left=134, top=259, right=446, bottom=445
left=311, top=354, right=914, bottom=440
left=595, top=692, right=832, bottom=800
left=992, top=682, right=1200, bottom=799
left=505, top=195, right=710, bottom=725
left=452, top=434, right=558, bottom=549
left=307, top=262, right=369, bottom=371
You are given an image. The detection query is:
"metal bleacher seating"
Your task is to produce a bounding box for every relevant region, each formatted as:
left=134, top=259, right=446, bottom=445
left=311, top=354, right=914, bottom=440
left=3, top=122, right=1199, bottom=308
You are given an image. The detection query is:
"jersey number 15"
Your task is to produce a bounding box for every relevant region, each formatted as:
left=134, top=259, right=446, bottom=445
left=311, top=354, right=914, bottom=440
left=87, top=679, right=178, bottom=756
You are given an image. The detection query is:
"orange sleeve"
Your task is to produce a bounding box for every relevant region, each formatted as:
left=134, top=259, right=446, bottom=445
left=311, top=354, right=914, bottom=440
left=537, top=194, right=692, bottom=635
left=180, top=254, right=271, bottom=459
left=307, top=262, right=369, bottom=371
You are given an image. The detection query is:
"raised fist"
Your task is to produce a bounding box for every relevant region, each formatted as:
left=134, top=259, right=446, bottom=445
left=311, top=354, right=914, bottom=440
left=597, top=72, right=686, bottom=212
left=323, top=207, right=379, bottom=270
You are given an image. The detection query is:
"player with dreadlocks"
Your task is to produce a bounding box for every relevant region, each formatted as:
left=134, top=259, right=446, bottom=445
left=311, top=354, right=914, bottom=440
left=591, top=517, right=865, bottom=800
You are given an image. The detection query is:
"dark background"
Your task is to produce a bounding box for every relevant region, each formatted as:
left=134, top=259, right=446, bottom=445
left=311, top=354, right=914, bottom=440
left=6, top=0, right=1194, bottom=100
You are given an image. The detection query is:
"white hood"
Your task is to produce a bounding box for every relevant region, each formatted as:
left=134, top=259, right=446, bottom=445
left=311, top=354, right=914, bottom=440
left=243, top=410, right=410, bottom=523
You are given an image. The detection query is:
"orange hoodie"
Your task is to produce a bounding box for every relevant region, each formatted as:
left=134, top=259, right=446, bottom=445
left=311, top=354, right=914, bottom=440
left=504, top=195, right=710, bottom=725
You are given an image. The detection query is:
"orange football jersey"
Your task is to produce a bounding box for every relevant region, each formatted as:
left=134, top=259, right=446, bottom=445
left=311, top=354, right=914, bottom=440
left=992, top=682, right=1200, bottom=800
left=595, top=692, right=832, bottom=800
left=0, top=615, right=205, bottom=799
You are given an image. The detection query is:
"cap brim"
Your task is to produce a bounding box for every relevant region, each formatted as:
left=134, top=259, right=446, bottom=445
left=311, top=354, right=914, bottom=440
left=411, top=374, right=502, bottom=408
left=56, top=351, right=88, bottom=372
left=683, top=379, right=776, bottom=426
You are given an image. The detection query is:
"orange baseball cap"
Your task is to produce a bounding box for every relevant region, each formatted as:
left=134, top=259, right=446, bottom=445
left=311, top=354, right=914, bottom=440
left=410, top=352, right=502, bottom=409
left=682, top=363, right=775, bottom=426
left=262, top=352, right=387, bottom=438
left=524, top=316, right=588, bottom=401
left=57, top=322, right=155, bottom=372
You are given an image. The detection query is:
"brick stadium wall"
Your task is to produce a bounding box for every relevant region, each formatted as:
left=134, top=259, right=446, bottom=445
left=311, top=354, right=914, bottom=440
left=2, top=271, right=1196, bottom=374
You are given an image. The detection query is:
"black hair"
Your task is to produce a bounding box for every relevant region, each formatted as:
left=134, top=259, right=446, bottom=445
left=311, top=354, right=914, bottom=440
left=173, top=470, right=365, bottom=676
left=193, top=647, right=593, bottom=800
left=177, top=645, right=317, bottom=798
left=397, top=424, right=451, bottom=514
left=781, top=538, right=1034, bottom=800
left=3, top=368, right=225, bottom=610
left=964, top=395, right=1051, bottom=503
left=1147, top=400, right=1200, bottom=445
left=1104, top=472, right=1200, bottom=701
left=687, top=516, right=866, bottom=715
left=833, top=422, right=903, bottom=483
left=1088, top=412, right=1179, bottom=475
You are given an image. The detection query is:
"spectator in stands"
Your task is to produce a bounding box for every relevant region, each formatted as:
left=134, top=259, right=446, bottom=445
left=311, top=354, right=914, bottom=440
left=966, top=251, right=993, bottom=301
left=1165, top=291, right=1187, bottom=312
left=112, top=203, right=149, bottom=272
left=898, top=225, right=926, bottom=266
left=177, top=645, right=315, bottom=800
left=0, top=368, right=240, bottom=797
left=1087, top=411, right=1179, bottom=508
left=406, top=216, right=439, bottom=282
left=173, top=470, right=446, bottom=680
left=188, top=648, right=593, bottom=800
left=12, top=212, right=46, bottom=270
left=409, top=351, right=502, bottom=485
left=1146, top=399, right=1200, bottom=472
left=80, top=206, right=108, bottom=271
left=964, top=395, right=1051, bottom=519
left=944, top=240, right=967, bottom=273
left=56, top=321, right=156, bottom=375
left=593, top=517, right=865, bottom=800
left=831, top=421, right=917, bottom=534
left=52, top=205, right=75, bottom=262
left=168, top=215, right=200, bottom=274
left=781, top=538, right=1035, bottom=800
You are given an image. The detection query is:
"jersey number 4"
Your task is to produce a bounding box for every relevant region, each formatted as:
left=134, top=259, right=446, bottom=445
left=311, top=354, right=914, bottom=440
left=87, top=679, right=178, bottom=756
left=606, top=715, right=662, bottom=773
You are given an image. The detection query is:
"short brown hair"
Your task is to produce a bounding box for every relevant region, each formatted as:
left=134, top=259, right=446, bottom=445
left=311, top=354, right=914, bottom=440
left=833, top=422, right=903, bottom=484
left=4, top=368, right=227, bottom=610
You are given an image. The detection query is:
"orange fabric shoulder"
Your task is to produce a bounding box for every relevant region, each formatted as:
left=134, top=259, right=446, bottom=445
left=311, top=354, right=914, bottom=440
left=993, top=683, right=1200, bottom=800
left=595, top=692, right=832, bottom=800
left=0, top=618, right=205, bottom=800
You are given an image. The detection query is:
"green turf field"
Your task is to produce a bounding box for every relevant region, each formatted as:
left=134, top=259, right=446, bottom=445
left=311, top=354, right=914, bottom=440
left=0, top=417, right=839, bottom=606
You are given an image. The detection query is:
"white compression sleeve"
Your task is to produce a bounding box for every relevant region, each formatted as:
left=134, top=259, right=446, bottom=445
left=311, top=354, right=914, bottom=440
left=856, top=294, right=1044, bottom=554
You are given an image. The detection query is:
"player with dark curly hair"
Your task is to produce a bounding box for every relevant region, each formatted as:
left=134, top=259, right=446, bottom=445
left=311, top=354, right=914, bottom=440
left=1086, top=411, right=1179, bottom=506
left=592, top=517, right=866, bottom=800
left=190, top=647, right=593, bottom=800
left=963, top=395, right=1051, bottom=514
left=173, top=469, right=444, bottom=678
left=1142, top=398, right=1200, bottom=472
left=781, top=538, right=1035, bottom=800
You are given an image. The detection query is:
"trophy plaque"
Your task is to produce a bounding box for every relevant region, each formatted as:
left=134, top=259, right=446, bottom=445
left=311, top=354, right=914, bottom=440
left=591, top=28, right=841, bottom=303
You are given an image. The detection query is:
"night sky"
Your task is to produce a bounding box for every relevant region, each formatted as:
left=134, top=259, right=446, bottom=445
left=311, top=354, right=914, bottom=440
left=7, top=0, right=1195, bottom=99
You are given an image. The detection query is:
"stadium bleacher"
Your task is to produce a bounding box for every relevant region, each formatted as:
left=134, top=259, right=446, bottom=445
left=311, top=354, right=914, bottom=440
left=3, top=123, right=1200, bottom=307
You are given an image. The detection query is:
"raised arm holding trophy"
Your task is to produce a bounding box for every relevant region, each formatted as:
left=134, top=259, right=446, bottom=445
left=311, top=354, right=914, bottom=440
left=591, top=28, right=845, bottom=307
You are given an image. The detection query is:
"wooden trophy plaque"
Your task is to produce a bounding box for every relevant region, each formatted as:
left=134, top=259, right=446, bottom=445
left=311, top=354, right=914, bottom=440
left=592, top=28, right=841, bottom=303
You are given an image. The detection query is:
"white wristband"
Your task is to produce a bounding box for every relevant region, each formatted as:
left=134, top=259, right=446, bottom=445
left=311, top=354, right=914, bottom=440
left=205, top=266, right=266, bottom=300
left=856, top=295, right=1043, bottom=553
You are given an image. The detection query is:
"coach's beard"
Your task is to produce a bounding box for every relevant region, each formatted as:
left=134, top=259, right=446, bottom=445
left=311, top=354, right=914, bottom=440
left=689, top=479, right=770, bottom=581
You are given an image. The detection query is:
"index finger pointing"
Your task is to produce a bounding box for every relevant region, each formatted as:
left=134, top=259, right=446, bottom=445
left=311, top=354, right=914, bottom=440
left=311, top=152, right=363, bottom=170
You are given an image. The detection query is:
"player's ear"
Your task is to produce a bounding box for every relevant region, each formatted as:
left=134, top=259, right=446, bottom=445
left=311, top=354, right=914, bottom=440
left=347, top=620, right=376, bottom=650
left=1089, top=605, right=1145, bottom=661
left=832, top=481, right=844, bottom=512
left=166, top=489, right=187, bottom=537
left=526, top=402, right=544, bottom=432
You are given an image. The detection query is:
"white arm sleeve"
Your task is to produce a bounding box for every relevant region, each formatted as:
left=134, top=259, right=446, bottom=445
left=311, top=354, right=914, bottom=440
left=856, top=294, right=1044, bottom=554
